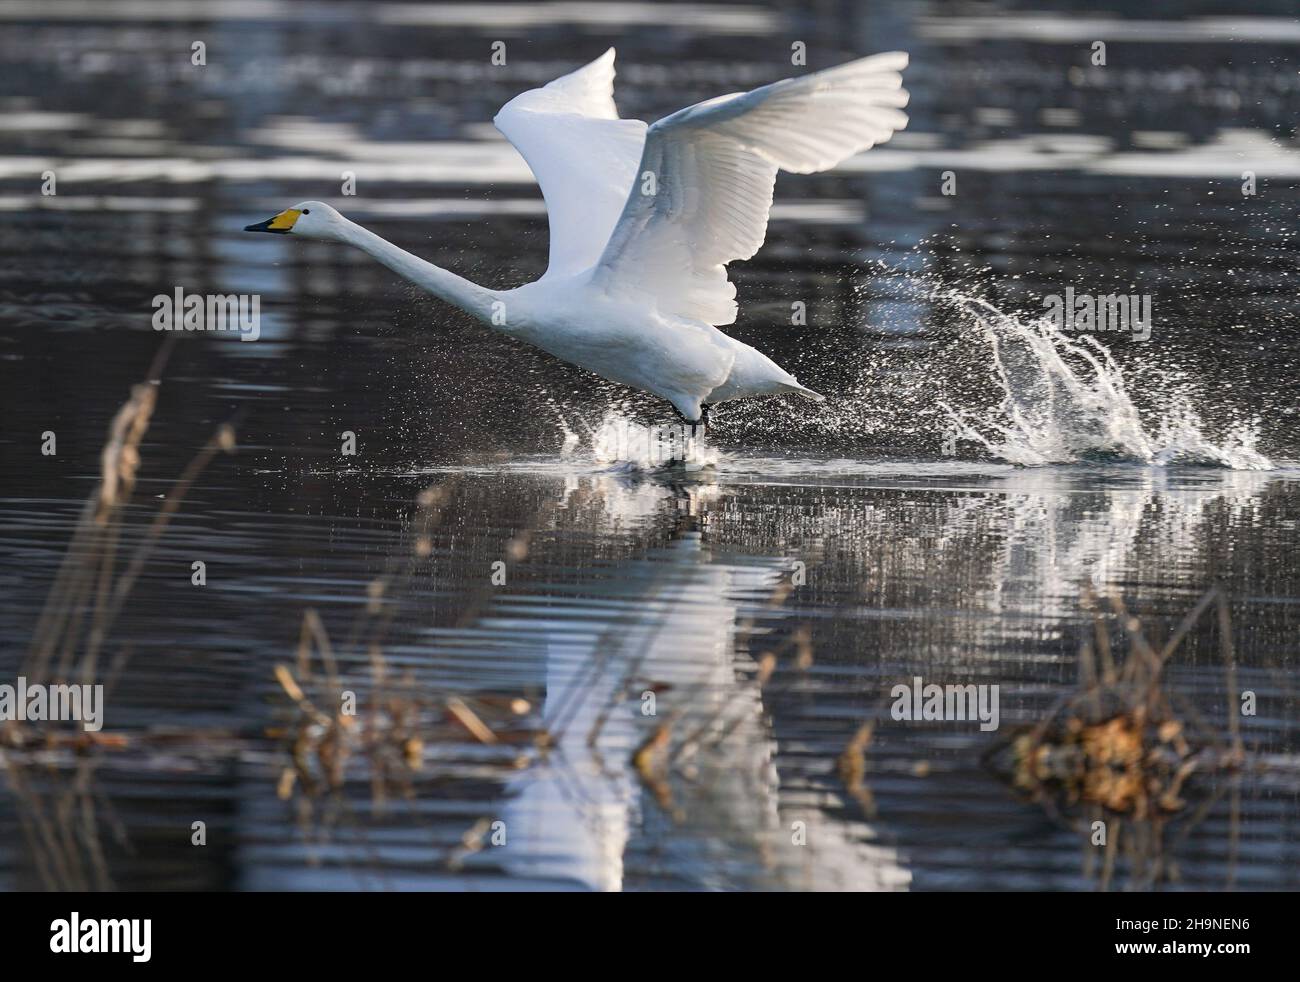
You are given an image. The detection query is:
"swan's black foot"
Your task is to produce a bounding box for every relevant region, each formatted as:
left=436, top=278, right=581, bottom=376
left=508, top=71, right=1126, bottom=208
left=689, top=404, right=711, bottom=439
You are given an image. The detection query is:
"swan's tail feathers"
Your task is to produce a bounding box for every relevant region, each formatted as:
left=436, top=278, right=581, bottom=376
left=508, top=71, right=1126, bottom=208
left=787, top=383, right=826, bottom=403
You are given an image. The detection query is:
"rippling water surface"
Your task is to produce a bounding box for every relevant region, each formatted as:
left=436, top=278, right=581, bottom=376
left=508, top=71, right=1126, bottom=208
left=1, top=0, right=1298, bottom=890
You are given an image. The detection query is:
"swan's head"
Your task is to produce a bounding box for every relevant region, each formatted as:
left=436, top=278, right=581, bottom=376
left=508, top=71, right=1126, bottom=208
left=243, top=201, right=346, bottom=240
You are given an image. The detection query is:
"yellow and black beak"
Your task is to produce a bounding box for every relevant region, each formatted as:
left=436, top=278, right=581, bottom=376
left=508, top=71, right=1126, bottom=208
left=243, top=208, right=302, bottom=234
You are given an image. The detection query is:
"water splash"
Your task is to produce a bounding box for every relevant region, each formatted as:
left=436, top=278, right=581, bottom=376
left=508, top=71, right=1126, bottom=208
left=554, top=404, right=721, bottom=472
left=937, top=294, right=1272, bottom=470
left=542, top=279, right=1272, bottom=473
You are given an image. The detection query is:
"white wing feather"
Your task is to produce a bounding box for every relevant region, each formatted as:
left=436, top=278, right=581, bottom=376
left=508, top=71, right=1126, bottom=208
left=592, top=51, right=910, bottom=325
left=493, top=48, right=647, bottom=279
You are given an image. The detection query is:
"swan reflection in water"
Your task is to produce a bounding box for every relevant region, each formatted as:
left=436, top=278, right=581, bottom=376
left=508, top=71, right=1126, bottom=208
left=466, top=472, right=910, bottom=891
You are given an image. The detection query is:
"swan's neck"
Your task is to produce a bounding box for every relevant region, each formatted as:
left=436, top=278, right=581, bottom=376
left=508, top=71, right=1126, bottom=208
left=339, top=220, right=497, bottom=323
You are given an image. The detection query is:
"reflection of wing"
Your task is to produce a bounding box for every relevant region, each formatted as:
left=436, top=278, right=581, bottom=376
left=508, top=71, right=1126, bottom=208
left=484, top=487, right=909, bottom=891
left=493, top=49, right=647, bottom=279
left=593, top=52, right=908, bottom=325
left=495, top=531, right=747, bottom=891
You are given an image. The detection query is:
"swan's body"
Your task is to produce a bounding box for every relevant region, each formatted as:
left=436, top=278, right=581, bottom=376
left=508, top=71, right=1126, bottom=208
left=245, top=49, right=909, bottom=422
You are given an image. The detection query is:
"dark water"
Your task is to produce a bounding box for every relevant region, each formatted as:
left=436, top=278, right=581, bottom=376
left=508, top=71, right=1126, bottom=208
left=1, top=1, right=1298, bottom=890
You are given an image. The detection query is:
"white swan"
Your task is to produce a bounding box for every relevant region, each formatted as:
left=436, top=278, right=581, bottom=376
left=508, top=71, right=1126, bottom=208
left=245, top=49, right=909, bottom=424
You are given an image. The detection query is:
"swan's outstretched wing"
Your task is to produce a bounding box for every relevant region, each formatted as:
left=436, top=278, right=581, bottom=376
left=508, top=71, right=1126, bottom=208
left=592, top=52, right=909, bottom=325
left=494, top=48, right=647, bottom=279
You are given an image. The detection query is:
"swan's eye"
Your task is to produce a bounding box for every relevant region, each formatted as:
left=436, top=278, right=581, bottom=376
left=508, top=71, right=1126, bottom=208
left=302, top=209, right=311, bottom=214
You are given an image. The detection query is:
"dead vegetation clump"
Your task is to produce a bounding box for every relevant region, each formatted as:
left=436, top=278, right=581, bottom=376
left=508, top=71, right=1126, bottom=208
left=980, top=586, right=1259, bottom=888
left=987, top=587, right=1246, bottom=820
left=265, top=478, right=554, bottom=870
left=270, top=608, right=541, bottom=810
